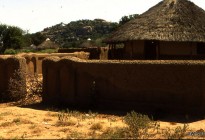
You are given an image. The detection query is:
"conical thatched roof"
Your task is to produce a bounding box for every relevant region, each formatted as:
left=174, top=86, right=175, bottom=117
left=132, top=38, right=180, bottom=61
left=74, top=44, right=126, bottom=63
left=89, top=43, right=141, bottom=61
left=37, top=38, right=59, bottom=50
left=105, top=0, right=205, bottom=43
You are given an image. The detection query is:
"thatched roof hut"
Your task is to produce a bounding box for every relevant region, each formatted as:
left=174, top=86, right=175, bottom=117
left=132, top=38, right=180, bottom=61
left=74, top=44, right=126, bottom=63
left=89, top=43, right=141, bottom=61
left=37, top=38, right=59, bottom=50
left=105, top=0, right=205, bottom=60
left=106, top=0, right=205, bottom=43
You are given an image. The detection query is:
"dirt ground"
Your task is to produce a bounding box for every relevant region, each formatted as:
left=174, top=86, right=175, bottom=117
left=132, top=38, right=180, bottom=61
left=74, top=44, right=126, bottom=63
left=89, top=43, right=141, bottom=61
left=0, top=102, right=204, bottom=139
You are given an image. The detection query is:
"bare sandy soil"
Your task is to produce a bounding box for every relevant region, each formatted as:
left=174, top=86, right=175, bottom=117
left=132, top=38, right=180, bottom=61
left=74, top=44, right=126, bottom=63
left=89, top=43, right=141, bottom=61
left=0, top=102, right=204, bottom=139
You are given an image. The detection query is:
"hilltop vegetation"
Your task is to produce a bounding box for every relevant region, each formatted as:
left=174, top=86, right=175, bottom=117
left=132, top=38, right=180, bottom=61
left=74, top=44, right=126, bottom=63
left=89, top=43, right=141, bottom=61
left=41, top=19, right=119, bottom=48
left=0, top=14, right=139, bottom=53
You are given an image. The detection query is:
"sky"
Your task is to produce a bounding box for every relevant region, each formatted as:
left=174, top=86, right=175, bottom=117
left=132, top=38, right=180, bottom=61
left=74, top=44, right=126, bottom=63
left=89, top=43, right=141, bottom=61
left=0, top=0, right=205, bottom=33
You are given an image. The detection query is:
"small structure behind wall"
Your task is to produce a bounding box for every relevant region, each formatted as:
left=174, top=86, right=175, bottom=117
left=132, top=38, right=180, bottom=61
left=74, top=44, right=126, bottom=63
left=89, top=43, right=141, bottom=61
left=108, top=44, right=124, bottom=60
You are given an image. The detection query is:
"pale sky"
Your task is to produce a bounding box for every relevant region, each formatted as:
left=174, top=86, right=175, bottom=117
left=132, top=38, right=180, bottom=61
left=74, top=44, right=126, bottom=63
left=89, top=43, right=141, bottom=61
left=0, top=0, right=205, bottom=33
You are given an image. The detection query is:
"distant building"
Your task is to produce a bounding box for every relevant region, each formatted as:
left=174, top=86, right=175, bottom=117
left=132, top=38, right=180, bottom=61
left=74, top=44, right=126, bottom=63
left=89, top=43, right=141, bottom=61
left=37, top=38, right=60, bottom=50
left=105, top=0, right=205, bottom=60
left=30, top=44, right=37, bottom=50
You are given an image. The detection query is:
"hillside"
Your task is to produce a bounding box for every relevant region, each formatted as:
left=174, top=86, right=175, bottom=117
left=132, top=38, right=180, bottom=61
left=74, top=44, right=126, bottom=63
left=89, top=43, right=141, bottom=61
left=41, top=19, right=119, bottom=48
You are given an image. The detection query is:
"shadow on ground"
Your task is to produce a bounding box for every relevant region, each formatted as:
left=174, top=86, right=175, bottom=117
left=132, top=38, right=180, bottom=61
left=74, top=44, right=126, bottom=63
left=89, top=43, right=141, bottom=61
left=18, top=101, right=205, bottom=124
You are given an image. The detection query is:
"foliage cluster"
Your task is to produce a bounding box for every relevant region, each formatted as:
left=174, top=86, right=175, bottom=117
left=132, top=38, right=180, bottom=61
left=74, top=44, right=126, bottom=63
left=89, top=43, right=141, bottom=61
left=119, top=14, right=139, bottom=25
left=100, top=111, right=189, bottom=139
left=42, top=19, right=118, bottom=48
left=0, top=24, right=47, bottom=54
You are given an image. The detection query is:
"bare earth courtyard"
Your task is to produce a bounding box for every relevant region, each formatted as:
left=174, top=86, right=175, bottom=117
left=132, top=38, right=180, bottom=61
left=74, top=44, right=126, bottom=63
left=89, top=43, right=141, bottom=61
left=0, top=102, right=204, bottom=139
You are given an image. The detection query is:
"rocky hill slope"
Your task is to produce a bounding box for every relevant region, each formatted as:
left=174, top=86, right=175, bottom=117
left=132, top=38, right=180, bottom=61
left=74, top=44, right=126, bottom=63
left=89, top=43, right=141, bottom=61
left=41, top=19, right=119, bottom=48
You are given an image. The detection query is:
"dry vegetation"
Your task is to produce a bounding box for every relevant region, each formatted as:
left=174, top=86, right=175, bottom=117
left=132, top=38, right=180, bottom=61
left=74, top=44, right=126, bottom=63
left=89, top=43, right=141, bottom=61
left=0, top=103, right=205, bottom=139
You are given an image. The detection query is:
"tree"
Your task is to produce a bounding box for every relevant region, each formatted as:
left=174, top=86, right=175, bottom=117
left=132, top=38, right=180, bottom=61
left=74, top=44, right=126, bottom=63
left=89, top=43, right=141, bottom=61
left=29, top=32, right=47, bottom=46
left=119, top=14, right=139, bottom=25
left=0, top=24, right=26, bottom=53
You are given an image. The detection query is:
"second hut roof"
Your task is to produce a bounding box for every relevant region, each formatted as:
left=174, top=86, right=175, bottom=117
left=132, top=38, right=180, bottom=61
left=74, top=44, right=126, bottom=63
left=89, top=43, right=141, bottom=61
left=105, top=0, right=205, bottom=43
left=37, top=38, right=59, bottom=49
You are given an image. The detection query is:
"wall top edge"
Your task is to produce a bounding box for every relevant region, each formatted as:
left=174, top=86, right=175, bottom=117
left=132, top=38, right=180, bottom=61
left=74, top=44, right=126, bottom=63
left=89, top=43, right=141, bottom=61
left=43, top=56, right=205, bottom=65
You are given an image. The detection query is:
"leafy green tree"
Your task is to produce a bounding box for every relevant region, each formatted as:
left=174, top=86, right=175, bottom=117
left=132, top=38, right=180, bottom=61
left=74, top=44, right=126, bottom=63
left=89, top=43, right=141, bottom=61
left=29, top=32, right=47, bottom=46
left=0, top=24, right=26, bottom=53
left=119, top=14, right=139, bottom=25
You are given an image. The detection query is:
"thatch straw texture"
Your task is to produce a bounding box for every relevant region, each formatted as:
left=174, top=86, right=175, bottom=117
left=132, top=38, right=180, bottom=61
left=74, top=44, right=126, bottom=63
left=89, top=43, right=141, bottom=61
left=37, top=39, right=59, bottom=50
left=105, top=0, right=205, bottom=43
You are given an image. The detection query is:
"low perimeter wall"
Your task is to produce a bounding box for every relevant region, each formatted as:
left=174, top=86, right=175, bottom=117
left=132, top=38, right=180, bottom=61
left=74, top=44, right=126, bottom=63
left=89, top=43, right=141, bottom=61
left=42, top=57, right=205, bottom=114
left=0, top=56, right=26, bottom=100
left=18, top=52, right=89, bottom=75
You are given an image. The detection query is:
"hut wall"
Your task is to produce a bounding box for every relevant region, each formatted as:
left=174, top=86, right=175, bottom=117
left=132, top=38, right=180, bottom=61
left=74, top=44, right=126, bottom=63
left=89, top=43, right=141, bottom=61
left=124, top=40, right=144, bottom=59
left=159, top=41, right=197, bottom=59
left=42, top=57, right=205, bottom=114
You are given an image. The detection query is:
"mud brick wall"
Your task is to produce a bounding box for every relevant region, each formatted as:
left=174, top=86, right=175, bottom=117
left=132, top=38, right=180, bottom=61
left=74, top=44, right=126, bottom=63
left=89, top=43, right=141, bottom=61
left=19, top=52, right=89, bottom=75
left=0, top=56, right=26, bottom=100
left=42, top=57, right=205, bottom=114
left=58, top=48, right=101, bottom=59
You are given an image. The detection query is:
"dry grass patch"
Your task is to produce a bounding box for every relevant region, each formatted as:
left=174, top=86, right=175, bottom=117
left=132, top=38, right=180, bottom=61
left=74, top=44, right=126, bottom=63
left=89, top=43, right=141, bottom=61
left=59, top=128, right=70, bottom=133
left=100, top=127, right=129, bottom=139
left=0, top=112, right=12, bottom=117
left=12, top=117, right=33, bottom=125
left=67, top=131, right=84, bottom=139
left=0, top=103, right=203, bottom=139
left=46, top=111, right=58, bottom=117
left=0, top=121, right=13, bottom=127
left=90, top=122, right=103, bottom=131
left=32, top=128, right=42, bottom=136
left=28, top=124, right=37, bottom=129
left=43, top=118, right=53, bottom=122
left=55, top=118, right=77, bottom=127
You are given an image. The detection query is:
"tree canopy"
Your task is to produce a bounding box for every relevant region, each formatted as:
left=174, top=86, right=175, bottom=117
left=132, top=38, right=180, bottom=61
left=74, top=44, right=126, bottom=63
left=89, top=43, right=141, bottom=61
left=0, top=24, right=26, bottom=53
left=119, top=14, right=139, bottom=25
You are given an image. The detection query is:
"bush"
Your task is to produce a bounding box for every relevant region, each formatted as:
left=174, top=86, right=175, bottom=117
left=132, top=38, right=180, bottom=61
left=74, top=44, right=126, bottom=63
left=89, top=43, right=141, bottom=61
left=19, top=49, right=33, bottom=53
left=38, top=49, right=58, bottom=53
left=7, top=69, right=26, bottom=101
left=90, top=122, right=103, bottom=130
left=100, top=127, right=130, bottom=139
left=162, top=124, right=189, bottom=139
left=6, top=69, right=42, bottom=103
left=4, top=49, right=17, bottom=54
left=26, top=73, right=42, bottom=99
left=124, top=111, right=155, bottom=139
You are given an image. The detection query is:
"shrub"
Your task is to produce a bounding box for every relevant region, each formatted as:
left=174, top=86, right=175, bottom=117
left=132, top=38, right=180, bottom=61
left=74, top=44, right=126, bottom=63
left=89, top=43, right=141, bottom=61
left=4, top=49, right=17, bottom=54
left=90, top=122, right=103, bottom=130
left=124, top=111, right=155, bottom=139
left=55, top=111, right=77, bottom=127
left=162, top=124, right=189, bottom=139
left=67, top=131, right=84, bottom=139
left=7, top=69, right=26, bottom=102
left=6, top=69, right=42, bottom=103
left=100, top=127, right=129, bottom=139
left=38, top=49, right=58, bottom=53
left=26, top=73, right=43, bottom=100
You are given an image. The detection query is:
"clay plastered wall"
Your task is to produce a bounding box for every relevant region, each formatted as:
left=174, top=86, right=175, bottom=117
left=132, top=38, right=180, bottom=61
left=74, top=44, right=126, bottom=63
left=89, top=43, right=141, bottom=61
left=124, top=41, right=144, bottom=59
left=18, top=52, right=89, bottom=74
left=42, top=57, right=205, bottom=113
left=160, top=41, right=197, bottom=55
left=0, top=56, right=26, bottom=99
left=58, top=48, right=100, bottom=59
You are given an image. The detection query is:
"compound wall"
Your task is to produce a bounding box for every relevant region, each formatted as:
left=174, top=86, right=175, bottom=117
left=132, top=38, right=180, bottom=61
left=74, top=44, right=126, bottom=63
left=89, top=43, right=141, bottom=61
left=58, top=48, right=100, bottom=59
left=0, top=56, right=26, bottom=100
left=42, top=57, right=205, bottom=114
left=18, top=52, right=89, bottom=75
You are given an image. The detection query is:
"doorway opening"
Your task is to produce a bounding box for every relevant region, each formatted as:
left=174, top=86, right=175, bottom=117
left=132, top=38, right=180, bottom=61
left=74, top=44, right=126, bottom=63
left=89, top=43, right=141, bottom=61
left=144, top=40, right=158, bottom=60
